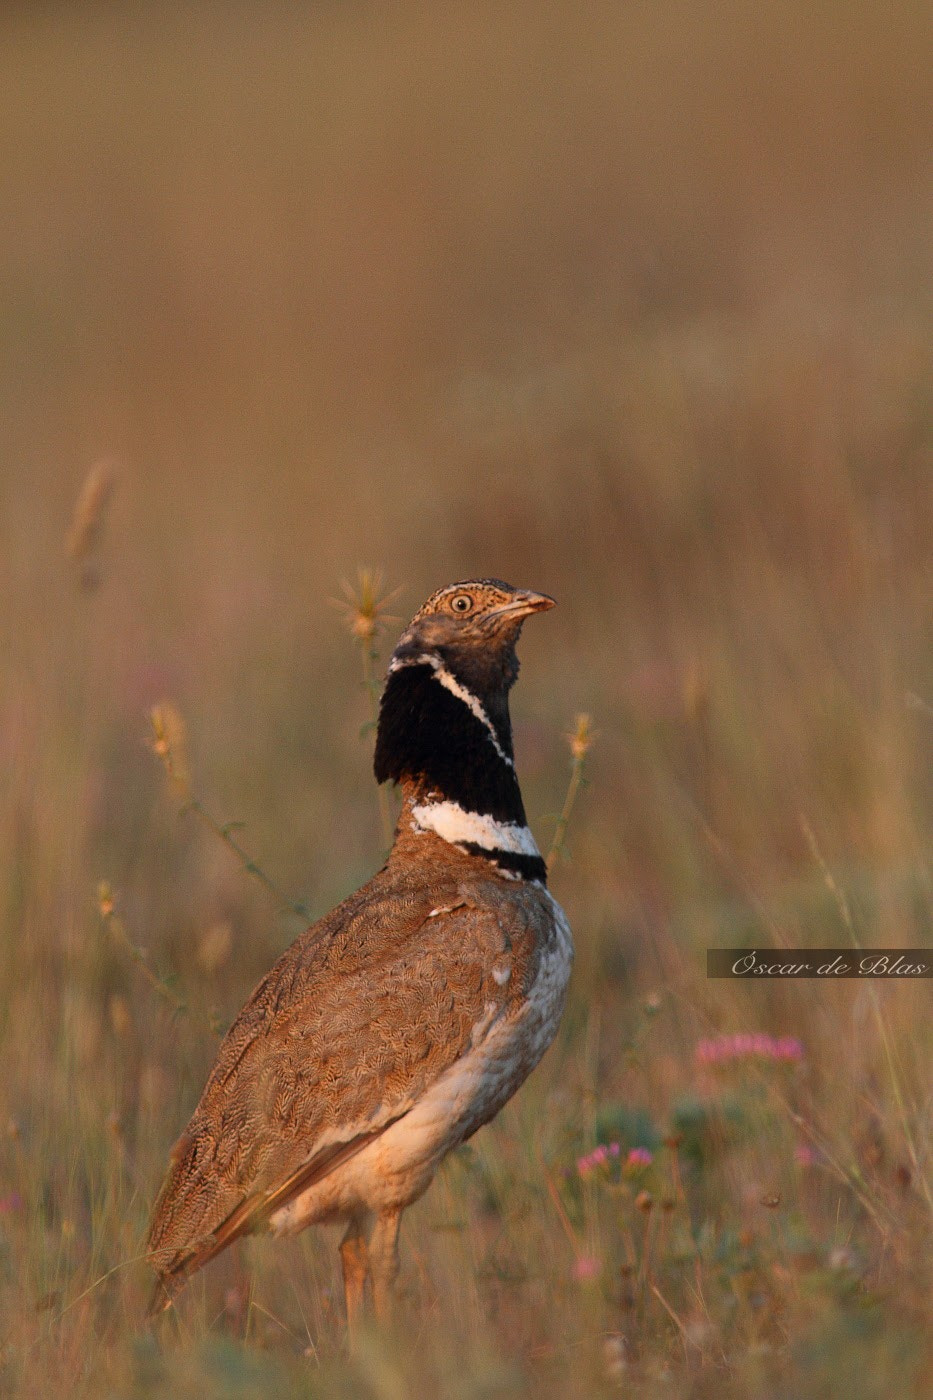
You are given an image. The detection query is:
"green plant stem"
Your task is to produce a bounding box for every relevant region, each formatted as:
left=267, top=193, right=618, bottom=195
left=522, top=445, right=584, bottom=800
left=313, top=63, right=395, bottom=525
left=100, top=892, right=223, bottom=1038
left=181, top=795, right=311, bottom=922
left=547, top=749, right=588, bottom=872
left=100, top=905, right=187, bottom=1019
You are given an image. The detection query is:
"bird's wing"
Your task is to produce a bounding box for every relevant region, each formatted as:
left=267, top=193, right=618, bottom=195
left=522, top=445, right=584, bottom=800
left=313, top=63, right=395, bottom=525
left=146, top=871, right=538, bottom=1306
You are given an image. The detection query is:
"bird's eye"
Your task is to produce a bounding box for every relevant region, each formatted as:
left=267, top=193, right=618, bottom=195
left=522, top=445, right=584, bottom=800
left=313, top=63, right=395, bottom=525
left=450, top=593, right=473, bottom=613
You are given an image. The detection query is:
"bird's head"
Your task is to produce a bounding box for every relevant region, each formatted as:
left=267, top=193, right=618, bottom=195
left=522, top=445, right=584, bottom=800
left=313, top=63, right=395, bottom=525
left=374, top=579, right=556, bottom=814
left=389, top=579, right=555, bottom=697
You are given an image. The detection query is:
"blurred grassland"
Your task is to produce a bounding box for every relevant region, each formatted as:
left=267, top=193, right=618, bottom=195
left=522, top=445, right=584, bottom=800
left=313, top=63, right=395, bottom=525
left=0, top=2, right=931, bottom=1396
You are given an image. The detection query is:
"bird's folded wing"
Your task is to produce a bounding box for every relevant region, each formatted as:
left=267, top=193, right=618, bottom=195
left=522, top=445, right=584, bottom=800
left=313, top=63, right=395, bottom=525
left=146, top=878, right=536, bottom=1302
left=147, top=1126, right=391, bottom=1314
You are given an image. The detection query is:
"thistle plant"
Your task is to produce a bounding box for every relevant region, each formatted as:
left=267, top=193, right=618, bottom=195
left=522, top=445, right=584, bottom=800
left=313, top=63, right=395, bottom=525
left=547, top=713, right=594, bottom=871
left=332, top=567, right=403, bottom=850
left=97, top=880, right=189, bottom=1020
left=98, top=880, right=223, bottom=1038
left=150, top=701, right=311, bottom=922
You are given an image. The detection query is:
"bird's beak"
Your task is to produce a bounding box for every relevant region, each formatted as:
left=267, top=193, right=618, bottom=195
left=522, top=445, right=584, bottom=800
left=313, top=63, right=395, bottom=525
left=495, top=589, right=556, bottom=619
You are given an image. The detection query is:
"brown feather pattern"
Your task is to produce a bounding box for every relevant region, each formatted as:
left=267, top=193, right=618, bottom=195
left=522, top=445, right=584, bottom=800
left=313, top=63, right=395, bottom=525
left=147, top=829, right=545, bottom=1301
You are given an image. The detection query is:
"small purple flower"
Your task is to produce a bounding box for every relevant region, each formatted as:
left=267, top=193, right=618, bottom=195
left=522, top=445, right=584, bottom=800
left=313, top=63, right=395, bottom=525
left=626, top=1147, right=653, bottom=1170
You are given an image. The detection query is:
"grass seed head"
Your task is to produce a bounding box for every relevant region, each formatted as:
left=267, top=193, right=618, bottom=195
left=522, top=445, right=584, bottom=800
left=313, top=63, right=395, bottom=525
left=67, top=459, right=117, bottom=587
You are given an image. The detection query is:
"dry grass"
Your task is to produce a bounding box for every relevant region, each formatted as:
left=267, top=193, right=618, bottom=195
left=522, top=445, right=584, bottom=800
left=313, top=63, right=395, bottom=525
left=0, top=3, right=931, bottom=1395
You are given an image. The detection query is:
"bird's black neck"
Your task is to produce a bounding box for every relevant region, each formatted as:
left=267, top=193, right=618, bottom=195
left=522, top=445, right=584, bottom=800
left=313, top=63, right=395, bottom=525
left=374, top=656, right=547, bottom=884
left=374, top=660, right=525, bottom=823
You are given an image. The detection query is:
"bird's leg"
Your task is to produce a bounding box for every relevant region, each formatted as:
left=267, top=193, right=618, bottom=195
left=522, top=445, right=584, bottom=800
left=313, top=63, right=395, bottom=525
left=339, top=1217, right=371, bottom=1340
left=368, top=1208, right=401, bottom=1324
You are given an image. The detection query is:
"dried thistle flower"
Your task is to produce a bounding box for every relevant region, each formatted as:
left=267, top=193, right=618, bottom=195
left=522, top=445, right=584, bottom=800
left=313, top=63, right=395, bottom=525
left=332, top=567, right=403, bottom=647
left=547, top=711, right=596, bottom=871
left=149, top=701, right=191, bottom=800
left=333, top=567, right=402, bottom=851
left=97, top=880, right=115, bottom=919
left=568, top=712, right=593, bottom=762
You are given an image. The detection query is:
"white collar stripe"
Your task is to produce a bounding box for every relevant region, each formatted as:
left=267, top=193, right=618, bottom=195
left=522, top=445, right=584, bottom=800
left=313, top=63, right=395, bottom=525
left=411, top=800, right=541, bottom=857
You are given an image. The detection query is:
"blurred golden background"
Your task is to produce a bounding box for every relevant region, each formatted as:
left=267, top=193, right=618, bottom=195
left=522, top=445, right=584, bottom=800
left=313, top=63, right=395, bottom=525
left=0, top=3, right=930, bottom=1395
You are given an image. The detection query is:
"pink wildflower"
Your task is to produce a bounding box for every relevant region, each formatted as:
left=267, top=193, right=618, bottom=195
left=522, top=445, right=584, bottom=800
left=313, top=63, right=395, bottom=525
left=0, top=1191, right=23, bottom=1215
left=794, top=1144, right=817, bottom=1167
left=577, top=1142, right=622, bottom=1178
left=626, top=1147, right=653, bottom=1170
left=695, top=1033, right=804, bottom=1067
left=573, top=1254, right=600, bottom=1281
